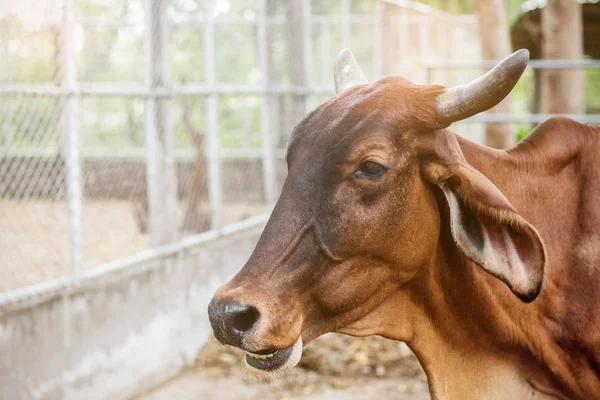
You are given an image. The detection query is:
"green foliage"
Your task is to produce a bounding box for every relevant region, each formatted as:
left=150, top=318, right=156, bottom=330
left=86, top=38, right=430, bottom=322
left=219, top=96, right=261, bottom=148
left=584, top=67, right=600, bottom=111
left=80, top=97, right=145, bottom=148
left=0, top=97, right=61, bottom=149
left=3, top=17, right=56, bottom=83
left=215, top=25, right=258, bottom=84
left=1, top=0, right=598, bottom=152
left=172, top=27, right=205, bottom=82
left=516, top=123, right=531, bottom=142
left=78, top=25, right=145, bottom=82
left=312, top=1, right=341, bottom=15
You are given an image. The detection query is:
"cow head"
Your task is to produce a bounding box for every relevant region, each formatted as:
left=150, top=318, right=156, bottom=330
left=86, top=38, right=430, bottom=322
left=208, top=49, right=545, bottom=373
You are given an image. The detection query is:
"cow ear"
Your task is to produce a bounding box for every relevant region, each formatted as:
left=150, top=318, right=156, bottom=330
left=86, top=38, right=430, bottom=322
left=420, top=130, right=546, bottom=302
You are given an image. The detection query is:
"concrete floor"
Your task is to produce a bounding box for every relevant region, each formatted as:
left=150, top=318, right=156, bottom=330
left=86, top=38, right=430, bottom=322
left=135, top=368, right=430, bottom=400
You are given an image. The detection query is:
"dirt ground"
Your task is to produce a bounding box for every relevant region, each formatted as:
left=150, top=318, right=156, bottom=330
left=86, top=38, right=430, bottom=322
left=0, top=199, right=267, bottom=291
left=137, top=334, right=430, bottom=400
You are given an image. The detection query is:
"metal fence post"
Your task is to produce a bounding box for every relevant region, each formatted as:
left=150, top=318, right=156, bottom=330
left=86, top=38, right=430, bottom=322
left=419, top=14, right=430, bottom=84
left=319, top=22, right=332, bottom=86
left=302, top=0, right=313, bottom=111
left=342, top=0, right=351, bottom=50
left=144, top=0, right=159, bottom=246
left=399, top=6, right=409, bottom=77
left=375, top=0, right=384, bottom=78
left=144, top=0, right=178, bottom=246
left=0, top=25, right=14, bottom=147
left=204, top=0, right=223, bottom=233
left=63, top=0, right=83, bottom=279
left=257, top=0, right=277, bottom=207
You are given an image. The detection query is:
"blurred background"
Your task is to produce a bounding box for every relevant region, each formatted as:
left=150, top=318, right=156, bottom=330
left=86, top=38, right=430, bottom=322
left=0, top=0, right=597, bottom=399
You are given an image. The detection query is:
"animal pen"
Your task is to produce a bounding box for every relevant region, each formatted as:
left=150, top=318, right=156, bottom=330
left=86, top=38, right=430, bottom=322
left=1, top=0, right=599, bottom=399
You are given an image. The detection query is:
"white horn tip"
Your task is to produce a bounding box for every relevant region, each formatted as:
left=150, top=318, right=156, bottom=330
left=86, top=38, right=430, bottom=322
left=436, top=48, right=531, bottom=124
left=507, top=48, right=530, bottom=70
left=335, top=48, right=354, bottom=63
left=334, top=49, right=368, bottom=94
left=514, top=48, right=530, bottom=61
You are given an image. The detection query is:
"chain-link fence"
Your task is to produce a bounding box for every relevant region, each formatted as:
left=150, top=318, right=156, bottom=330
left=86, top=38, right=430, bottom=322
left=2, top=0, right=599, bottom=295
left=0, top=0, right=483, bottom=294
left=11, top=0, right=600, bottom=296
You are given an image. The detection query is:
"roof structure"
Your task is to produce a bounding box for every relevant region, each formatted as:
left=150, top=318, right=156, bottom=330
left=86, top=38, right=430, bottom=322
left=511, top=2, right=600, bottom=59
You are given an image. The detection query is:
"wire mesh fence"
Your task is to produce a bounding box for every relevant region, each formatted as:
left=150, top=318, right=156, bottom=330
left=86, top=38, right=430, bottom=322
left=2, top=0, right=598, bottom=295
left=0, top=0, right=476, bottom=294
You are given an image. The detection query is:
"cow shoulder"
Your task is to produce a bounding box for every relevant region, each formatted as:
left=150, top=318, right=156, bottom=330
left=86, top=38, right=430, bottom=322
left=510, top=117, right=598, bottom=175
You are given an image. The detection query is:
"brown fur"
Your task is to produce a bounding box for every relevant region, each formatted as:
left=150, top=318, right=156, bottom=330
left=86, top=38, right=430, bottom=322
left=211, top=76, right=600, bottom=399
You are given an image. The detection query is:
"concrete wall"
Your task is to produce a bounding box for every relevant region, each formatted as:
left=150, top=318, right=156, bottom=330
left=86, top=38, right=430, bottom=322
left=0, top=221, right=265, bottom=400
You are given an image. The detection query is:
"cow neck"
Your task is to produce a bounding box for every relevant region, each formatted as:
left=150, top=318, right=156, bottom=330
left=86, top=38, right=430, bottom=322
left=398, top=241, right=516, bottom=397
left=402, top=206, right=574, bottom=399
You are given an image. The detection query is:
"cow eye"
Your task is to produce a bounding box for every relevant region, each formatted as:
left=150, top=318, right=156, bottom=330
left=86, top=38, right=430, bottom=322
left=353, top=161, right=388, bottom=180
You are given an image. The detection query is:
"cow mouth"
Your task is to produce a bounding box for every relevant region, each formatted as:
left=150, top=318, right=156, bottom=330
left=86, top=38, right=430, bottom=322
left=244, top=337, right=303, bottom=372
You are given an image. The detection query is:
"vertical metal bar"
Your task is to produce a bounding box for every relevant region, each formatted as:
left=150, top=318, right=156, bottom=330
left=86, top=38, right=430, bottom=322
left=320, top=22, right=331, bottom=86
left=157, top=0, right=178, bottom=244
left=419, top=15, right=429, bottom=84
left=399, top=7, right=409, bottom=78
left=0, top=25, right=14, bottom=147
left=143, top=100, right=160, bottom=245
left=144, top=0, right=161, bottom=246
left=342, top=0, right=351, bottom=49
left=258, top=0, right=276, bottom=207
left=454, top=25, right=467, bottom=140
left=144, top=0, right=159, bottom=246
left=204, top=0, right=223, bottom=233
left=142, top=0, right=162, bottom=246
left=63, top=0, right=83, bottom=278
left=449, top=19, right=457, bottom=87
left=374, top=0, right=384, bottom=78
left=144, top=0, right=177, bottom=246
left=302, top=0, right=312, bottom=111
left=440, top=15, right=449, bottom=85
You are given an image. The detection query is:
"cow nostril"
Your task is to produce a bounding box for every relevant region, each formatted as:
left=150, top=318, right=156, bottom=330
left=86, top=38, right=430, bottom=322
left=232, top=306, right=260, bottom=333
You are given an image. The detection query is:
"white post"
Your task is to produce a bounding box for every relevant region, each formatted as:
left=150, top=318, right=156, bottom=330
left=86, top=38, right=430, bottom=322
left=144, top=0, right=159, bottom=246
left=63, top=0, right=83, bottom=278
left=375, top=0, right=384, bottom=78
left=204, top=0, right=223, bottom=233
left=302, top=0, right=312, bottom=111
left=0, top=25, right=14, bottom=146
left=399, top=7, right=409, bottom=78
left=342, top=0, right=351, bottom=50
left=418, top=15, right=430, bottom=84
left=440, top=15, right=450, bottom=85
left=257, top=0, right=277, bottom=207
left=320, top=22, right=331, bottom=86
left=144, top=0, right=178, bottom=246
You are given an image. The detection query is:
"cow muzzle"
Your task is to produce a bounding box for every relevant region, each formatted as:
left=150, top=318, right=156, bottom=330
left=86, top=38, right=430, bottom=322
left=207, top=290, right=303, bottom=372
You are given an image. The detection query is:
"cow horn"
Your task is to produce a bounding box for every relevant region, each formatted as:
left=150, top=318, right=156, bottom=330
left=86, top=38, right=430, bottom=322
left=436, top=49, right=529, bottom=124
left=334, top=49, right=368, bottom=93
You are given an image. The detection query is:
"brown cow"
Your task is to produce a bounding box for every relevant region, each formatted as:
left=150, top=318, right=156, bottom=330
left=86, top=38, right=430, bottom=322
left=208, top=49, right=600, bottom=399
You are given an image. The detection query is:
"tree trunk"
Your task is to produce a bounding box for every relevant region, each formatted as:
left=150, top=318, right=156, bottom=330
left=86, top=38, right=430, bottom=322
left=540, top=0, right=584, bottom=114
left=473, top=0, right=515, bottom=149
left=180, top=99, right=210, bottom=234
